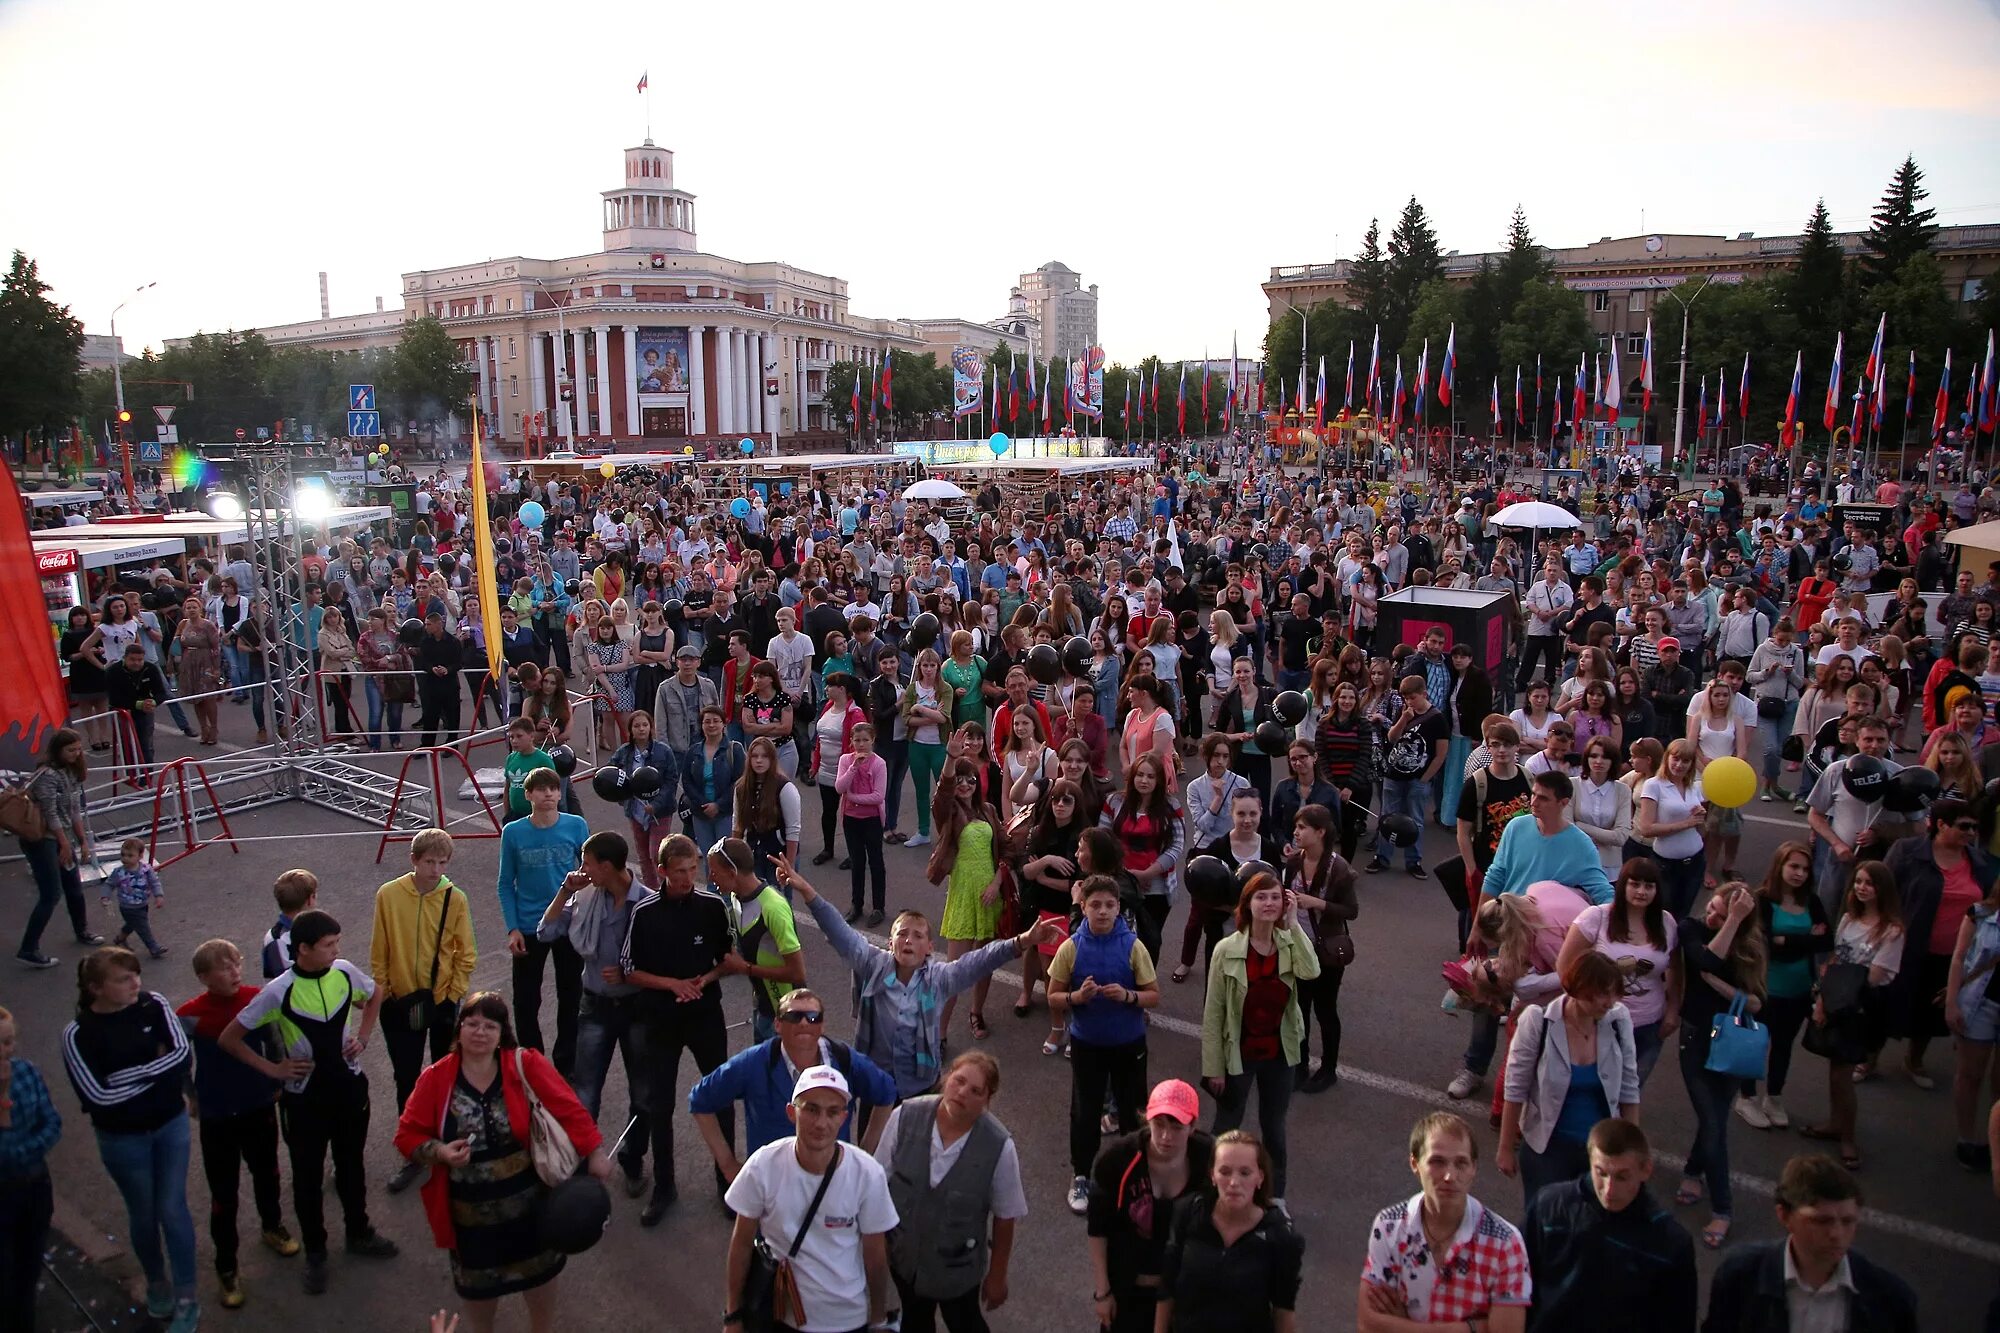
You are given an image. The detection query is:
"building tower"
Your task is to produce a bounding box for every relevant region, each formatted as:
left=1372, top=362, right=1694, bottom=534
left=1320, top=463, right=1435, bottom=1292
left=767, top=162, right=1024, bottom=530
left=602, top=140, right=699, bottom=254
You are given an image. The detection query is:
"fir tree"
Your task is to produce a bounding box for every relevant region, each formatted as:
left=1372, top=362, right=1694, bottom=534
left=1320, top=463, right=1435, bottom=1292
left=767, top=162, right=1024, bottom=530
left=1349, top=218, right=1389, bottom=331
left=1384, top=197, right=1445, bottom=350
left=1861, top=154, right=1939, bottom=285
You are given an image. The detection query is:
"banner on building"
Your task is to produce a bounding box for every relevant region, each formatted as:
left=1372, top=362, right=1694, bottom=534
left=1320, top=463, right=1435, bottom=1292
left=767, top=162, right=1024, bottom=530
left=952, top=346, right=983, bottom=420
left=636, top=328, right=690, bottom=394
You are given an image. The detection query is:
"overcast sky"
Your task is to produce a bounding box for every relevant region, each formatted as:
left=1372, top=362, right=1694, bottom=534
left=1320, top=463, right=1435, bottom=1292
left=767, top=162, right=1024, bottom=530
left=5, top=0, right=1997, bottom=368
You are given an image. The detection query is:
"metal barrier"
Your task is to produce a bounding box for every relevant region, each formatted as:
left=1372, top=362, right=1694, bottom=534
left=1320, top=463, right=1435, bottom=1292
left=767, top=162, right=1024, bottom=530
left=143, top=757, right=242, bottom=870
left=373, top=743, right=506, bottom=863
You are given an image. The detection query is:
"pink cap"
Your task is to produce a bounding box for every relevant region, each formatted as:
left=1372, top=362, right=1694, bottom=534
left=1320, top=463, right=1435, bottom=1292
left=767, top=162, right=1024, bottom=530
left=1145, top=1079, right=1200, bottom=1125
left=1656, top=636, right=1681, bottom=651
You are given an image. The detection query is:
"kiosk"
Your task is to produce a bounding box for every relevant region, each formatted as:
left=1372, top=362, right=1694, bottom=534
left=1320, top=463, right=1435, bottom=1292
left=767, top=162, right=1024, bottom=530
left=1375, top=587, right=1515, bottom=676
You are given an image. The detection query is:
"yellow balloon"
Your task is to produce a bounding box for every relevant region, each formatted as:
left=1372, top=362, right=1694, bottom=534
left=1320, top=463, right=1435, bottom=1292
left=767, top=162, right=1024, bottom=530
left=1703, top=756, right=1756, bottom=809
left=599, top=461, right=617, bottom=479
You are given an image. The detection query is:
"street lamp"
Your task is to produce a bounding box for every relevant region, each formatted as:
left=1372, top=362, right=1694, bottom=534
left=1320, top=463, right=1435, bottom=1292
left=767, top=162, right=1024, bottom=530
left=1659, top=274, right=1713, bottom=475
left=532, top=277, right=579, bottom=449
left=109, top=281, right=157, bottom=505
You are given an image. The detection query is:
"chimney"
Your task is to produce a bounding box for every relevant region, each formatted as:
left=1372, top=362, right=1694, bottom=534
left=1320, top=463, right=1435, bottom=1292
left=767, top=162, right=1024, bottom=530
left=319, top=271, right=330, bottom=319
left=376, top=296, right=384, bottom=312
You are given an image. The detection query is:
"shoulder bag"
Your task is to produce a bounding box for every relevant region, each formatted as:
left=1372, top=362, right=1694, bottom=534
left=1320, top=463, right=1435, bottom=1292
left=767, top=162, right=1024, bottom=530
left=0, top=781, right=47, bottom=843
left=739, top=1144, right=842, bottom=1333
left=1304, top=851, right=1354, bottom=970
left=513, top=1048, right=580, bottom=1187
left=1704, top=992, right=1770, bottom=1080
left=396, top=886, right=456, bottom=1033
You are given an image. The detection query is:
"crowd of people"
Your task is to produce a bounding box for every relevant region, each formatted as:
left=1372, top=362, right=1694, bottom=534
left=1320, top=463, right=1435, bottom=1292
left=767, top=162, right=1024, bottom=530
left=10, top=439, right=2000, bottom=1332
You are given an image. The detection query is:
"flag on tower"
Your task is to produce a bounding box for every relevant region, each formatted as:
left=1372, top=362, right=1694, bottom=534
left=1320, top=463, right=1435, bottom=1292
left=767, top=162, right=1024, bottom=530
left=1437, top=325, right=1456, bottom=408
left=1822, top=331, right=1844, bottom=432
left=1739, top=353, right=1751, bottom=422
left=1781, top=350, right=1803, bottom=446
left=1640, top=318, right=1655, bottom=417
left=1933, top=349, right=1953, bottom=441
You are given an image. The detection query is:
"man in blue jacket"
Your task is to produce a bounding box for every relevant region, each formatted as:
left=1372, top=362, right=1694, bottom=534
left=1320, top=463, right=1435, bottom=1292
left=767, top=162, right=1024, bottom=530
left=1522, top=1119, right=1694, bottom=1333
left=688, top=987, right=895, bottom=1185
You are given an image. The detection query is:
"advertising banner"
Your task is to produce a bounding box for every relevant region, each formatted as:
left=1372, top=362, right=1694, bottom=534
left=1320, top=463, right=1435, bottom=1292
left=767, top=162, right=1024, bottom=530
left=952, top=346, right=983, bottom=420
left=636, top=328, right=691, bottom=394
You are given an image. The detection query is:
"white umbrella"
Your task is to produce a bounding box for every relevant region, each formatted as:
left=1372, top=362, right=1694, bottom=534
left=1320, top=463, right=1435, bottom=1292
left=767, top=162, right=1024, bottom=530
left=1491, top=500, right=1582, bottom=529
left=902, top=478, right=966, bottom=501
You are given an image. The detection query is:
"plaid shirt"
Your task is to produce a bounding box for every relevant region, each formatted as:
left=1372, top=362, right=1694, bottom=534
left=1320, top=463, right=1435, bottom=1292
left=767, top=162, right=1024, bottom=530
left=1363, top=1193, right=1531, bottom=1323
left=1103, top=514, right=1138, bottom=544
left=0, top=1058, right=62, bottom=1182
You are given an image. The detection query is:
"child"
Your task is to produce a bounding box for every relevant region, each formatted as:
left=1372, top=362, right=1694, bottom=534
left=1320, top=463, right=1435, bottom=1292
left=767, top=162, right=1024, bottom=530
left=501, top=715, right=554, bottom=823
left=369, top=829, right=477, bottom=1133
left=103, top=838, right=168, bottom=958
left=221, top=910, right=398, bottom=1295
left=177, top=940, right=299, bottom=1308
left=262, top=870, right=318, bottom=980
left=835, top=721, right=888, bottom=924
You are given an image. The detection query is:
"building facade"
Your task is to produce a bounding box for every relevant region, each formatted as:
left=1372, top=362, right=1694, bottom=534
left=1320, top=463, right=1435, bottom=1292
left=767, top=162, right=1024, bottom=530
left=173, top=141, right=940, bottom=443
left=1019, top=261, right=1099, bottom=361
left=909, top=318, right=1033, bottom=375
left=1265, top=224, right=2000, bottom=358
left=80, top=333, right=130, bottom=372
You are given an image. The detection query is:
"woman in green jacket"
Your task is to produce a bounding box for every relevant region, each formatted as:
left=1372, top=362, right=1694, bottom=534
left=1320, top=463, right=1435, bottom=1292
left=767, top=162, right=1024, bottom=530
left=1199, top=870, right=1320, bottom=1207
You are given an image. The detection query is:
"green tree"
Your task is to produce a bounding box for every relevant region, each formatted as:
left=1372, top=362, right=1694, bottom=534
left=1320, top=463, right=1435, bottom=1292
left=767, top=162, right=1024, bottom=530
left=1495, top=280, right=1593, bottom=401
left=1384, top=197, right=1445, bottom=351
left=1402, top=279, right=1467, bottom=411
left=388, top=315, right=475, bottom=438
left=1861, top=154, right=1939, bottom=286
left=1782, top=199, right=1849, bottom=356
left=1348, top=219, right=1388, bottom=331
left=1493, top=206, right=1552, bottom=321
left=0, top=251, right=85, bottom=449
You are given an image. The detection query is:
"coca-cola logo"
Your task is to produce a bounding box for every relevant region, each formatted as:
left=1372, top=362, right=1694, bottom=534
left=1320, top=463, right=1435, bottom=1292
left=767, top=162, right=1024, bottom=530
left=36, top=549, right=78, bottom=575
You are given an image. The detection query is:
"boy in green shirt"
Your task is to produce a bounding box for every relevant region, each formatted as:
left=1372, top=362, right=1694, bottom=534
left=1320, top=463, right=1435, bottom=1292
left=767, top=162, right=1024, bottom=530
left=502, top=716, right=553, bottom=822
left=707, top=837, right=805, bottom=1043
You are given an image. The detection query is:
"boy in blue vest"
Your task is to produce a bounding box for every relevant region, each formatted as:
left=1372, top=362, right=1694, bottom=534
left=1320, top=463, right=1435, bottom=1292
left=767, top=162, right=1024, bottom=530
left=260, top=869, right=318, bottom=980
left=1046, top=875, right=1161, bottom=1215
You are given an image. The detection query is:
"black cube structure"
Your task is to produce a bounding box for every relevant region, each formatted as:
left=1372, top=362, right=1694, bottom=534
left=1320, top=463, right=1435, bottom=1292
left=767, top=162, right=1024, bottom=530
left=1375, top=587, right=1514, bottom=674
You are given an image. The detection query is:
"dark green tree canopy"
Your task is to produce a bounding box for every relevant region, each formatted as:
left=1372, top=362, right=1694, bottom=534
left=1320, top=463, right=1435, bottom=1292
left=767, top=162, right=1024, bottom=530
left=1862, top=154, right=1939, bottom=285
left=0, top=251, right=85, bottom=445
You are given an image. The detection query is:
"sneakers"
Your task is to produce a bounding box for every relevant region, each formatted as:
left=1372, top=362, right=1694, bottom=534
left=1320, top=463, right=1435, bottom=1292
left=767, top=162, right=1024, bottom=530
left=168, top=1298, right=202, bottom=1333
left=1066, top=1176, right=1090, bottom=1215
left=1408, top=863, right=1428, bottom=880
left=865, top=910, right=885, bottom=928
left=75, top=932, right=105, bottom=945
left=15, top=952, right=58, bottom=969
left=1733, top=1095, right=1772, bottom=1130
left=147, top=1288, right=177, bottom=1319
left=261, top=1224, right=301, bottom=1257
left=1365, top=857, right=1390, bottom=874
left=1762, top=1095, right=1789, bottom=1129
left=386, top=1160, right=424, bottom=1194
left=904, top=833, right=930, bottom=847
left=1445, top=1069, right=1481, bottom=1100
left=219, top=1271, right=246, bottom=1309
left=345, top=1230, right=399, bottom=1258
left=302, top=1256, right=328, bottom=1295
left=844, top=905, right=865, bottom=924
left=640, top=1178, right=678, bottom=1227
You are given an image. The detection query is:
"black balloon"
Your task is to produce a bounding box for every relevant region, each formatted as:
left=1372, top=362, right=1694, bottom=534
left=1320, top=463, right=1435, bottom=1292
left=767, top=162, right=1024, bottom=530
left=1379, top=813, right=1423, bottom=848
left=591, top=767, right=627, bottom=802
left=1253, top=720, right=1291, bottom=755
left=1184, top=855, right=1236, bottom=905
left=548, top=745, right=578, bottom=778
left=1061, top=635, right=1091, bottom=677
left=907, top=612, right=941, bottom=653
left=661, top=598, right=684, bottom=618
left=397, top=617, right=425, bottom=647
left=1881, top=765, right=1941, bottom=813
left=537, top=1176, right=610, bottom=1255
left=1234, top=859, right=1279, bottom=886
left=1249, top=542, right=1269, bottom=562
left=1272, top=690, right=1310, bottom=726
left=1841, top=752, right=1889, bottom=803
left=1027, top=642, right=1061, bottom=685
left=1831, top=551, right=1853, bottom=574
left=563, top=578, right=581, bottom=597
left=626, top=765, right=663, bottom=799
left=437, top=553, right=456, bottom=575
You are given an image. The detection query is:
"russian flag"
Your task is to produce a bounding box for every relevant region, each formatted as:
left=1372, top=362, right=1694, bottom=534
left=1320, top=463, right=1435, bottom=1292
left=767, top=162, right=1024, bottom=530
left=1255, top=376, right=1263, bottom=415
left=1041, top=360, right=1052, bottom=430
left=1437, top=325, right=1455, bottom=408
left=1201, top=359, right=1210, bottom=429
left=1573, top=357, right=1586, bottom=428
left=1822, top=331, right=1844, bottom=432
left=1008, top=356, right=1018, bottom=422
left=1871, top=352, right=1885, bottom=433
left=1315, top=356, right=1327, bottom=432
left=1490, top=376, right=1502, bottom=430
left=1904, top=350, right=1917, bottom=423
left=1602, top=341, right=1621, bottom=421
left=1862, top=312, right=1885, bottom=385
left=1414, top=338, right=1429, bottom=413
left=1739, top=353, right=1751, bottom=423
left=880, top=351, right=893, bottom=413
left=1176, top=363, right=1186, bottom=435
left=1551, top=374, right=1564, bottom=438
left=1534, top=354, right=1543, bottom=419
left=1781, top=350, right=1803, bottom=446
left=1343, top=341, right=1355, bottom=410
left=1717, top=367, right=1728, bottom=433
left=1696, top=377, right=1708, bottom=435
left=1366, top=326, right=1380, bottom=414
left=850, top=358, right=861, bottom=424
left=1981, top=329, right=1998, bottom=433
left=1513, top=365, right=1524, bottom=429
left=1064, top=359, right=1076, bottom=426
left=868, top=354, right=878, bottom=424
left=1639, top=318, right=1655, bottom=418
left=1390, top=356, right=1405, bottom=434
left=1933, top=349, right=1953, bottom=441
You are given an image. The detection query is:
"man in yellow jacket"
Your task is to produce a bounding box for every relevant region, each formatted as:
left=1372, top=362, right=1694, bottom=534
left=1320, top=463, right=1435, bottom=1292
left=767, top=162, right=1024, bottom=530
left=370, top=827, right=477, bottom=1192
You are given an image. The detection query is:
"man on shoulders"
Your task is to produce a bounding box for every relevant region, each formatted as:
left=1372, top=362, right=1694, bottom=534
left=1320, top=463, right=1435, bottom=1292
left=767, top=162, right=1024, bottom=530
left=1523, top=1120, right=1695, bottom=1333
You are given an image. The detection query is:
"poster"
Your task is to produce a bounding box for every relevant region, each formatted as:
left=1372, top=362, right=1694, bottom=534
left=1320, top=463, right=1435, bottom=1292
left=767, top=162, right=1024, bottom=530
left=952, top=346, right=983, bottom=420
left=635, top=327, right=690, bottom=394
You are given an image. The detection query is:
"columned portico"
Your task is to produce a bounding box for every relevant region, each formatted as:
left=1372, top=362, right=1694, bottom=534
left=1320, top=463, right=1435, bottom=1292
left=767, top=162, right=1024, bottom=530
left=687, top=323, right=707, bottom=434
left=551, top=330, right=573, bottom=442
left=623, top=326, right=641, bottom=441
left=592, top=325, right=612, bottom=439
left=475, top=337, right=493, bottom=434
left=570, top=329, right=591, bottom=435
left=714, top=327, right=735, bottom=434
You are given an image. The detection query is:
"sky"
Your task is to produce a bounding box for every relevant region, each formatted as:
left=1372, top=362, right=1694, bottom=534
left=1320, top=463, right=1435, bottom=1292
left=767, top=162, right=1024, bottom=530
left=4, top=0, right=1999, bottom=368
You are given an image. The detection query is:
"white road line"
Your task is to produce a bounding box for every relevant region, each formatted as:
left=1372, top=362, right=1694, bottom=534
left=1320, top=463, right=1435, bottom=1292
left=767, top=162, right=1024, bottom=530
left=803, top=912, right=2000, bottom=1265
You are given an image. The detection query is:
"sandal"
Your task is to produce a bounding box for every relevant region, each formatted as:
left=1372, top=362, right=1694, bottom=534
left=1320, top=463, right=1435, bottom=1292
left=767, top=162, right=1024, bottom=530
left=1674, top=1179, right=1704, bottom=1206
left=1042, top=1031, right=1065, bottom=1056
left=1701, top=1217, right=1733, bottom=1250
left=1170, top=965, right=1191, bottom=984
left=968, top=1013, right=989, bottom=1041
left=1013, top=995, right=1034, bottom=1018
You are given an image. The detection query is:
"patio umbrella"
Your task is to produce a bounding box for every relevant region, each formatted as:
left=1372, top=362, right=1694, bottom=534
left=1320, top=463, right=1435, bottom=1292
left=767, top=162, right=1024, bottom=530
left=902, top=478, right=967, bottom=501
left=1490, top=500, right=1582, bottom=530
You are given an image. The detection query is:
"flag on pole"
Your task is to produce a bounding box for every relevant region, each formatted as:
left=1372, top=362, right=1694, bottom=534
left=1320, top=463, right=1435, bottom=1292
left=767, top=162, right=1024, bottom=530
left=1366, top=326, right=1380, bottom=415
left=1849, top=372, right=1866, bottom=442
left=1229, top=335, right=1239, bottom=425
left=1981, top=329, right=1998, bottom=433
left=1008, top=353, right=1018, bottom=423
left=1390, top=356, right=1405, bottom=435
left=1040, top=360, right=1051, bottom=431
left=1933, top=349, right=1953, bottom=441
left=1822, top=331, right=1844, bottom=432
left=1716, top=367, right=1727, bottom=433
left=1201, top=357, right=1210, bottom=430
left=1490, top=377, right=1502, bottom=430
left=1255, top=376, right=1264, bottom=415
left=1343, top=341, right=1355, bottom=410
left=1064, top=359, right=1075, bottom=426
left=850, top=358, right=862, bottom=426
left=1904, top=350, right=1917, bottom=423
left=1414, top=339, right=1429, bottom=414
left=1871, top=350, right=1885, bottom=433
left=1534, top=354, right=1543, bottom=421
left=1552, top=374, right=1564, bottom=439
left=1024, top=356, right=1037, bottom=424
left=1781, top=351, right=1803, bottom=446
left=1601, top=343, right=1621, bottom=421
left=467, top=400, right=503, bottom=684
left=1573, top=357, right=1586, bottom=428
left=1739, top=353, right=1751, bottom=423
left=1863, top=312, right=1886, bottom=385
left=1177, top=363, right=1187, bottom=436
left=1513, top=365, right=1524, bottom=429
left=1696, top=377, right=1708, bottom=436
left=636, top=72, right=648, bottom=93
left=868, top=354, right=878, bottom=425
left=1315, top=356, right=1327, bottom=432
left=1640, top=318, right=1655, bottom=418
left=1437, top=325, right=1456, bottom=408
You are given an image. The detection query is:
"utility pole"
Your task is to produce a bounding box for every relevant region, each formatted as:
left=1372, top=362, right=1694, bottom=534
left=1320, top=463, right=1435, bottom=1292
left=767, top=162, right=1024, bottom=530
left=109, top=281, right=157, bottom=508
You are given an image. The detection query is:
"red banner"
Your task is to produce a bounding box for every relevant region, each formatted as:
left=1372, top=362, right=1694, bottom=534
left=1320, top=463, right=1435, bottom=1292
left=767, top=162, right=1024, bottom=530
left=0, top=462, right=70, bottom=768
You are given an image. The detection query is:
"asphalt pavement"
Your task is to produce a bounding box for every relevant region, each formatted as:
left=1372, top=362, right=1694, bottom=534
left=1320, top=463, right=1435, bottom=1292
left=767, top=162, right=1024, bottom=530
left=5, top=712, right=1997, bottom=1332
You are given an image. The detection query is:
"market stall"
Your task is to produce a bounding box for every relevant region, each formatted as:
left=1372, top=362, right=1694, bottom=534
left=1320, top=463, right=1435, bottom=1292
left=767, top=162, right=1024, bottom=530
left=35, top=533, right=190, bottom=636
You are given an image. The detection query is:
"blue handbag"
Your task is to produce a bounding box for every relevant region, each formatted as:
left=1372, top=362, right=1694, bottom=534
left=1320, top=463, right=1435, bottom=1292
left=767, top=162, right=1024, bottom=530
left=1705, top=992, right=1769, bottom=1080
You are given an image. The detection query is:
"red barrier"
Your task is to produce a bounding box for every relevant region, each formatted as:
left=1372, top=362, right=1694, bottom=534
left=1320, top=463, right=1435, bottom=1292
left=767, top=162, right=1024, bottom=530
left=374, top=743, right=506, bottom=862
left=144, top=757, right=241, bottom=870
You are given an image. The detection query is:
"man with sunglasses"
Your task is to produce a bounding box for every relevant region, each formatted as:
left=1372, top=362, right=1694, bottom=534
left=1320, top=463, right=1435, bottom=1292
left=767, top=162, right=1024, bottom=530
left=690, top=987, right=897, bottom=1187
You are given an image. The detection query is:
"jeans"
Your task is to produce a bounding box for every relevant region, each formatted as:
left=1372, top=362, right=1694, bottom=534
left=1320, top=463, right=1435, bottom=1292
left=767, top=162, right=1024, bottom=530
left=382, top=995, right=457, bottom=1112
left=1213, top=1055, right=1295, bottom=1197
left=127, top=707, right=156, bottom=766
left=364, top=677, right=405, bottom=750
left=817, top=782, right=841, bottom=856
left=1297, top=966, right=1344, bottom=1067
left=1757, top=702, right=1798, bottom=783
left=1463, top=1008, right=1501, bottom=1076
left=846, top=814, right=885, bottom=913
left=1275, top=668, right=1309, bottom=693
left=223, top=644, right=249, bottom=695
left=893, top=1273, right=989, bottom=1333
left=280, top=1075, right=374, bottom=1256
left=637, top=1008, right=730, bottom=1194
left=1755, top=992, right=1813, bottom=1097
left=18, top=835, right=89, bottom=957
left=115, top=905, right=162, bottom=954
left=1375, top=776, right=1427, bottom=868
left=0, top=1171, right=52, bottom=1333
left=198, top=1107, right=284, bottom=1276
left=1655, top=850, right=1706, bottom=919
left=1068, top=1036, right=1148, bottom=1176
left=1519, top=1132, right=1591, bottom=1208
left=417, top=678, right=460, bottom=749
left=512, top=935, right=583, bottom=1079
left=1438, top=736, right=1471, bottom=828
left=1679, top=1034, right=1736, bottom=1218
left=908, top=741, right=947, bottom=836
left=1633, top=1020, right=1666, bottom=1086
left=879, top=736, right=910, bottom=833
left=161, top=677, right=192, bottom=736
left=689, top=811, right=730, bottom=861
left=572, top=991, right=649, bottom=1176
left=95, top=1114, right=198, bottom=1301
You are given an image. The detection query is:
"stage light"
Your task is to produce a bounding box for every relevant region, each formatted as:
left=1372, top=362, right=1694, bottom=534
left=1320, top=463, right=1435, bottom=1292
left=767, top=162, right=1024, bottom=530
left=293, top=481, right=333, bottom=524
left=206, top=491, right=245, bottom=522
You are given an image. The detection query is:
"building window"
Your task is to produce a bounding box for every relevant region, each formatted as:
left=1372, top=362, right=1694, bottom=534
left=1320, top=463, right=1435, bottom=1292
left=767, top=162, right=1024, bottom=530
left=506, top=298, right=514, bottom=312
left=1628, top=290, right=1646, bottom=312
left=1966, top=278, right=1988, bottom=303
left=1596, top=334, right=1610, bottom=351
left=508, top=337, right=516, bottom=359
left=1626, top=336, right=1645, bottom=356
left=510, top=376, right=518, bottom=398
left=1593, top=291, right=1610, bottom=312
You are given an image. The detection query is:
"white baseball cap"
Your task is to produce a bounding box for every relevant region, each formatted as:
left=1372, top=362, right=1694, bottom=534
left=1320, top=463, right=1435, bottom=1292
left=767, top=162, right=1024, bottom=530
left=792, top=1064, right=850, bottom=1103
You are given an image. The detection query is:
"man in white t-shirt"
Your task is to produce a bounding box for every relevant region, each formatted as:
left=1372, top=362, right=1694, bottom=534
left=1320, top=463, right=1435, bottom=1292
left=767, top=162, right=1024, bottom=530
left=1813, top=618, right=1878, bottom=670
left=767, top=607, right=816, bottom=701
left=724, top=1065, right=898, bottom=1333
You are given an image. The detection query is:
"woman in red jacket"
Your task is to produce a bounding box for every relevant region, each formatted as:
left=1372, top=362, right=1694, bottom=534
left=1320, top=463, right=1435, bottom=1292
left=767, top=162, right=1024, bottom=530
left=394, top=992, right=609, bottom=1333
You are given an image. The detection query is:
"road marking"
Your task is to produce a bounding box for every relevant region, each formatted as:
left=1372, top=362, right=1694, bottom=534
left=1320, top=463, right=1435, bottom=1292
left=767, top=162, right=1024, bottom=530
left=802, top=911, right=2000, bottom=1265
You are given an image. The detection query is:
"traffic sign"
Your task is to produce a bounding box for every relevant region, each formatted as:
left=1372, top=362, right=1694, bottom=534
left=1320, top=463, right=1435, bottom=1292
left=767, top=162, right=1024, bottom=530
left=348, top=410, right=382, bottom=438
left=152, top=405, right=176, bottom=425
left=139, top=440, right=164, bottom=462
left=235, top=428, right=246, bottom=441
left=155, top=425, right=178, bottom=446
left=350, top=385, right=376, bottom=411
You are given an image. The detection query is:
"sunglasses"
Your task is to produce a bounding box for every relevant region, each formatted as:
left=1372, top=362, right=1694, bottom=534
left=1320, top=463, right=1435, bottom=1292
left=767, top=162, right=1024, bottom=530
left=1952, top=821, right=1979, bottom=833
left=776, top=1010, right=825, bottom=1026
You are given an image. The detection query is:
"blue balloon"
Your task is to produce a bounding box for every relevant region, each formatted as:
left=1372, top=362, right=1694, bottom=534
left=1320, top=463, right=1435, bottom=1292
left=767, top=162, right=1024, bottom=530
left=730, top=497, right=751, bottom=519
left=988, top=432, right=1010, bottom=457
left=739, top=437, right=756, bottom=454
left=517, top=500, right=546, bottom=529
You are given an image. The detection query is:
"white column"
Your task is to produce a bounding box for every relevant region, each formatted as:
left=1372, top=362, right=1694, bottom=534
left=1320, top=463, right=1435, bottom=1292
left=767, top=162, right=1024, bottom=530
left=475, top=338, right=492, bottom=435
left=756, top=333, right=772, bottom=434
left=529, top=332, right=547, bottom=420
left=712, top=327, right=734, bottom=434
left=552, top=329, right=573, bottom=443
left=734, top=330, right=751, bottom=436
left=592, top=326, right=612, bottom=440
left=687, top=325, right=707, bottom=435
left=570, top=330, right=591, bottom=436
left=746, top=332, right=761, bottom=434
left=623, top=326, right=641, bottom=441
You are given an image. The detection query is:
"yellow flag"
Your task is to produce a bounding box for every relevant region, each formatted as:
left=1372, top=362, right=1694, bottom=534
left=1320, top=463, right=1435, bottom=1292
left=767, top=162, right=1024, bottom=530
left=468, top=401, right=503, bottom=683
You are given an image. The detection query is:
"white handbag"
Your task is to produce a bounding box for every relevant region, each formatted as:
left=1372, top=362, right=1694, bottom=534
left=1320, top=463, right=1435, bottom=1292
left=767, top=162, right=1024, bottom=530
left=514, top=1049, right=578, bottom=1186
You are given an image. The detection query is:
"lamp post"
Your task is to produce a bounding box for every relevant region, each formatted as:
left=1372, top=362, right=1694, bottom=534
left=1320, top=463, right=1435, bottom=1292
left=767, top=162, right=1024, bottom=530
left=533, top=278, right=578, bottom=449
left=1661, top=275, right=1713, bottom=477
left=109, top=281, right=157, bottom=507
